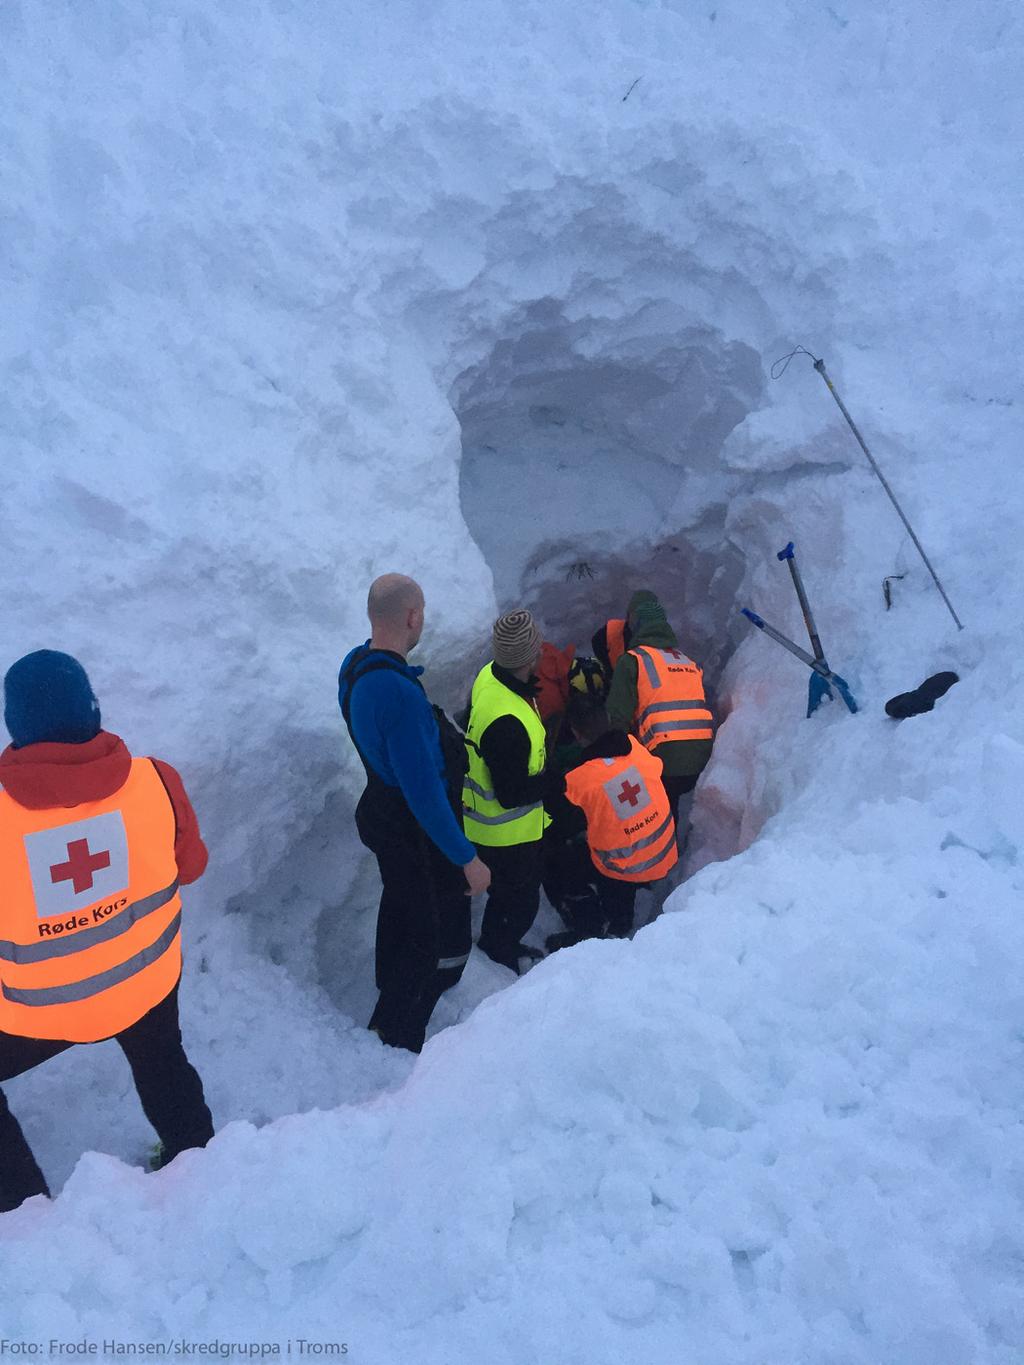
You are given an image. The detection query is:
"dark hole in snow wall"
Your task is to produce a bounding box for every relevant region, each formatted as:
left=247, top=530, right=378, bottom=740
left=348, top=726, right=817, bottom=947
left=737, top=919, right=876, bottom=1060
left=453, top=299, right=764, bottom=686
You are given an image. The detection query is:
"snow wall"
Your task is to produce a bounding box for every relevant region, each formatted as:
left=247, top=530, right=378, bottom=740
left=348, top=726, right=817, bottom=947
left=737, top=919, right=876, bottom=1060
left=2, top=1, right=1024, bottom=1361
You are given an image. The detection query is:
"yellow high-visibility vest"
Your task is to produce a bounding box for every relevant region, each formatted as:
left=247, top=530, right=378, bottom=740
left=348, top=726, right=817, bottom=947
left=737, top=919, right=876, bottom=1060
left=462, top=664, right=550, bottom=847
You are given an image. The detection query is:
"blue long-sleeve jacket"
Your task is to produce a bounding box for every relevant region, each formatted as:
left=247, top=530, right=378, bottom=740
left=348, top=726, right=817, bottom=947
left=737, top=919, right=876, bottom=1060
left=338, top=643, right=475, bottom=867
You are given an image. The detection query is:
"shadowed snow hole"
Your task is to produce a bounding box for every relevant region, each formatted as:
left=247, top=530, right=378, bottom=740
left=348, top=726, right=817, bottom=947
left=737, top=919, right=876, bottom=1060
left=454, top=298, right=764, bottom=688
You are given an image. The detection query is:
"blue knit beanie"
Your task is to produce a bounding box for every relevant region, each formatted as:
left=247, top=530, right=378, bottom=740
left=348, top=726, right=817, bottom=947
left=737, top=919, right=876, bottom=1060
left=3, top=651, right=102, bottom=749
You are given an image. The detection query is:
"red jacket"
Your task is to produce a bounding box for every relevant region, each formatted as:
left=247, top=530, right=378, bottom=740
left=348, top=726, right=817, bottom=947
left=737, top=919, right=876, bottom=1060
left=535, top=641, right=575, bottom=723
left=0, top=731, right=208, bottom=884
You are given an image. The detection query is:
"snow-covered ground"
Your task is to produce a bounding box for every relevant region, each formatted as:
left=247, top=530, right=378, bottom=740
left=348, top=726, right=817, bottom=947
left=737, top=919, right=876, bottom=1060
left=2, top=0, right=1023, bottom=1360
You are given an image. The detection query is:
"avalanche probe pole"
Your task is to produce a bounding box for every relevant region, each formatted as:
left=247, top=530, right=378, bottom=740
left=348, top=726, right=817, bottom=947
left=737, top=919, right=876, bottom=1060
left=811, top=357, right=964, bottom=631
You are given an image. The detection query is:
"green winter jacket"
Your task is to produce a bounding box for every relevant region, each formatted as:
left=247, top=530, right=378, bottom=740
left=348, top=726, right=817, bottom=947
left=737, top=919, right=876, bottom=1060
left=606, top=590, right=714, bottom=779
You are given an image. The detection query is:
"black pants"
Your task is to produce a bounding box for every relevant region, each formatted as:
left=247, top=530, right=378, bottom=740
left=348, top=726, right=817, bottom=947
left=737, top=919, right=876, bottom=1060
left=597, top=874, right=639, bottom=938
left=544, top=833, right=603, bottom=937
left=356, top=783, right=471, bottom=1053
left=0, top=982, right=213, bottom=1215
left=477, top=840, right=544, bottom=969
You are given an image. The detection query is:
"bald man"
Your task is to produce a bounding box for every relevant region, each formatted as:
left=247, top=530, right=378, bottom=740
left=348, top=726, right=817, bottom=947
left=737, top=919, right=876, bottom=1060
left=338, top=575, right=490, bottom=1053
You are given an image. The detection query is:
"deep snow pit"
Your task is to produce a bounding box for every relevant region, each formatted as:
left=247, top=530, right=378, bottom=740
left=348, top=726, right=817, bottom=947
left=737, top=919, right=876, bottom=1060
left=455, top=298, right=762, bottom=683
left=293, top=303, right=773, bottom=1034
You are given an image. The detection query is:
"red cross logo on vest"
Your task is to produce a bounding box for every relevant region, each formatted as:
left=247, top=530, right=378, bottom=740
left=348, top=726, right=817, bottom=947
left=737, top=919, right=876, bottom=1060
left=660, top=647, right=694, bottom=672
left=23, top=810, right=130, bottom=919
left=50, top=838, right=112, bottom=895
left=603, top=764, right=652, bottom=819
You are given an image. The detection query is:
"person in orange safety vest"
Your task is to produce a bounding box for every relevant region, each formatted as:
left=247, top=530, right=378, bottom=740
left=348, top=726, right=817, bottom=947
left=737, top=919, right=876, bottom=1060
left=0, top=651, right=213, bottom=1214
left=591, top=617, right=629, bottom=683
left=546, top=693, right=677, bottom=949
left=606, top=590, right=714, bottom=824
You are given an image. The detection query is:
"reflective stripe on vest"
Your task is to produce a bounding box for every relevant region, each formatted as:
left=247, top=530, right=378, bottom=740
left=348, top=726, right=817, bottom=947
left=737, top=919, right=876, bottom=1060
left=462, top=664, right=550, bottom=847
left=463, top=800, right=545, bottom=828
left=464, top=760, right=544, bottom=825
left=2, top=912, right=182, bottom=1007
left=0, top=878, right=179, bottom=965
left=631, top=647, right=714, bottom=751
left=606, top=619, right=627, bottom=669
left=598, top=819, right=677, bottom=877
left=564, top=737, right=679, bottom=884
left=599, top=813, right=675, bottom=864
left=464, top=776, right=495, bottom=802
left=0, top=758, right=183, bottom=1043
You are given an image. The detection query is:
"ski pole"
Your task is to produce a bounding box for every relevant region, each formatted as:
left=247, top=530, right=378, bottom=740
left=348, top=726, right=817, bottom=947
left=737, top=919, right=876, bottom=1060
left=777, top=542, right=826, bottom=663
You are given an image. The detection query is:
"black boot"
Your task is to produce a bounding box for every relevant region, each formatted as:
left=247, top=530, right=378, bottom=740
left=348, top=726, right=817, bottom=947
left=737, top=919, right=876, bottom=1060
left=480, top=940, right=544, bottom=975
left=885, top=671, right=959, bottom=719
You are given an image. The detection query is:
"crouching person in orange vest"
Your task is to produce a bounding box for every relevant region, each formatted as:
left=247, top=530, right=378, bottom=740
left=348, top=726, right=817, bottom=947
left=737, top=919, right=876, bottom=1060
left=546, top=693, right=677, bottom=947
left=606, top=590, right=714, bottom=826
left=0, top=651, right=213, bottom=1214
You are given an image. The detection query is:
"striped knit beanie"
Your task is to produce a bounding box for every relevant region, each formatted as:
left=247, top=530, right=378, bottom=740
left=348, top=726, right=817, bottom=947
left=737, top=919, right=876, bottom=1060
left=492, top=609, right=542, bottom=671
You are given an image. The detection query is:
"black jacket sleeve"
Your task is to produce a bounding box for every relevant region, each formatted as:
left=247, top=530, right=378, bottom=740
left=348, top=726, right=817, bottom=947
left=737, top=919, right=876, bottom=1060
left=543, top=768, right=586, bottom=836
left=479, top=714, right=546, bottom=810
left=591, top=624, right=611, bottom=674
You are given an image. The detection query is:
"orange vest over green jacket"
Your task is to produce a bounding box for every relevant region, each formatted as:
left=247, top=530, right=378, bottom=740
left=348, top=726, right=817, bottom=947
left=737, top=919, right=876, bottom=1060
left=630, top=646, right=714, bottom=754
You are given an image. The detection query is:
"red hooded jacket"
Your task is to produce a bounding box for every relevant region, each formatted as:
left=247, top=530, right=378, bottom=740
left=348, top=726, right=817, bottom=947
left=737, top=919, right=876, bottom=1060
left=0, top=731, right=207, bottom=884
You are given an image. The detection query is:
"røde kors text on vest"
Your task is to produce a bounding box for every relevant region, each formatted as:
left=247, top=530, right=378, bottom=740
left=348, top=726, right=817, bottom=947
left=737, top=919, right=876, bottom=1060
left=622, top=808, right=659, bottom=840
left=36, top=896, right=128, bottom=937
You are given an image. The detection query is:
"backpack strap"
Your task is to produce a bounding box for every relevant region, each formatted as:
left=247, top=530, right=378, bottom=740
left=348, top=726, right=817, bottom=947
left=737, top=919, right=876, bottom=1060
left=340, top=649, right=424, bottom=781
left=340, top=649, right=420, bottom=728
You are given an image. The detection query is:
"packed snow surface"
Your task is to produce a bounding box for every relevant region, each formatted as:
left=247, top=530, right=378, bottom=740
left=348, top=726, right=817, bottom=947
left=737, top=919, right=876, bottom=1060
left=2, top=0, right=1023, bottom=1361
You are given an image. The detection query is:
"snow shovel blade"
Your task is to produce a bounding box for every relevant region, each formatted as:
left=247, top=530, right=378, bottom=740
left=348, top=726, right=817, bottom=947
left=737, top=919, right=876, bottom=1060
left=806, top=670, right=857, bottom=716
left=807, top=671, right=832, bottom=717
left=831, top=673, right=858, bottom=714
